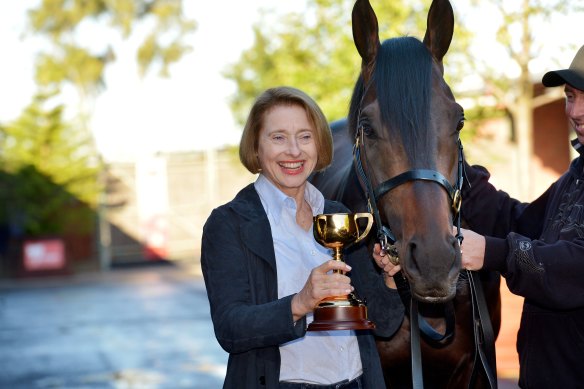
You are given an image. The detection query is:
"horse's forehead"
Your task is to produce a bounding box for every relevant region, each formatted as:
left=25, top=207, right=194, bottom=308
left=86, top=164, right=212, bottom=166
left=360, top=100, right=396, bottom=142
left=430, top=62, right=456, bottom=103
left=364, top=78, right=456, bottom=132
left=361, top=99, right=380, bottom=119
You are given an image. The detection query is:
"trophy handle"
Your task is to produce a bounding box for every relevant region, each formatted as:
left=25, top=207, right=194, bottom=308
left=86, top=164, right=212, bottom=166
left=313, top=215, right=327, bottom=239
left=353, top=213, right=373, bottom=243
left=314, top=214, right=327, bottom=224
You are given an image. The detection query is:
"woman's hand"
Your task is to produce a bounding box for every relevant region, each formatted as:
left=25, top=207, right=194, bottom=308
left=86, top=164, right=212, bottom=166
left=372, top=243, right=400, bottom=289
left=291, top=260, right=353, bottom=322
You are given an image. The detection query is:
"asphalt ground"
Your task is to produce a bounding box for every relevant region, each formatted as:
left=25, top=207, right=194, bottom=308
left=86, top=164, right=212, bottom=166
left=0, top=262, right=519, bottom=389
left=0, top=262, right=227, bottom=389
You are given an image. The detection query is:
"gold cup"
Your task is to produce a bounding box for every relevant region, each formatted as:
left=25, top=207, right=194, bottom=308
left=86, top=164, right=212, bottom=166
left=307, top=213, right=376, bottom=331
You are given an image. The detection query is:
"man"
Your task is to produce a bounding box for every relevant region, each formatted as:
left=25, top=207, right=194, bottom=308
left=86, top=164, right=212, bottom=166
left=457, top=45, right=584, bottom=388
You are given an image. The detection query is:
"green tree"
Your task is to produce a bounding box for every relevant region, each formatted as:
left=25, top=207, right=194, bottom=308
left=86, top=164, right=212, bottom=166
left=224, top=0, right=471, bottom=127
left=29, top=0, right=196, bottom=85
left=0, top=92, right=99, bottom=235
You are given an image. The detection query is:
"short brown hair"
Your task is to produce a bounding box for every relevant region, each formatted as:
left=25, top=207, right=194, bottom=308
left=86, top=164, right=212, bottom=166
left=239, top=86, right=333, bottom=174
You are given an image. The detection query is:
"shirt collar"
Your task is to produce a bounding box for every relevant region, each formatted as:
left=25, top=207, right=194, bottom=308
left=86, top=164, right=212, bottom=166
left=254, top=174, right=325, bottom=225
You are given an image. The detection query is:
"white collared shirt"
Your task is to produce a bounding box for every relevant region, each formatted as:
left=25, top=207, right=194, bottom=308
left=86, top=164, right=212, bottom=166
left=254, top=174, right=363, bottom=384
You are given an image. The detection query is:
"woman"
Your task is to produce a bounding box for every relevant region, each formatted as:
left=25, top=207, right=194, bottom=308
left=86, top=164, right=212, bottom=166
left=201, top=86, right=404, bottom=388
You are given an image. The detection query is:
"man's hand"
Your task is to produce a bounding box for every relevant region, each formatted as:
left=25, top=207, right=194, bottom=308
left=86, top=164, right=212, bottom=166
left=456, top=227, right=486, bottom=271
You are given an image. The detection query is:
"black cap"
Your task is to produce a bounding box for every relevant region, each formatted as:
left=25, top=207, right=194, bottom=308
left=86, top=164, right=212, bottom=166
left=542, top=45, right=584, bottom=91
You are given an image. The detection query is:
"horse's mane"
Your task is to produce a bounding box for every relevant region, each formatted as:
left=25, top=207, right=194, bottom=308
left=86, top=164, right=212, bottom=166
left=348, top=36, right=433, bottom=167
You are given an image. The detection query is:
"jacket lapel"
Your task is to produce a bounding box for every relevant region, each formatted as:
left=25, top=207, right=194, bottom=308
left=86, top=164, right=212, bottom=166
left=230, top=184, right=277, bottom=272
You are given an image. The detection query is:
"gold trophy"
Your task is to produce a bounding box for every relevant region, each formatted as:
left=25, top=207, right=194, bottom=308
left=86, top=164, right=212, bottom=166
left=307, top=213, right=375, bottom=331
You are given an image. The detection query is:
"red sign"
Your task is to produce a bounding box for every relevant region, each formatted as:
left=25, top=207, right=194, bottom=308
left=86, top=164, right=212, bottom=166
left=23, top=239, right=66, bottom=271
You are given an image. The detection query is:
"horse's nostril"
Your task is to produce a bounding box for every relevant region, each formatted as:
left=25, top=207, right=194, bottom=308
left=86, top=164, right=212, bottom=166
left=407, top=241, right=422, bottom=276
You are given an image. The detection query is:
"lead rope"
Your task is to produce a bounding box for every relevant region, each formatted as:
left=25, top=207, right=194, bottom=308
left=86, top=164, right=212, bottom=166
left=468, top=270, right=498, bottom=389
left=410, top=299, right=424, bottom=389
left=353, top=129, right=396, bottom=248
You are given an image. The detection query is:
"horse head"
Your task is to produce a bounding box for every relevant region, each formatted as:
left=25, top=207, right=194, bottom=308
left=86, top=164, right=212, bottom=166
left=350, top=0, right=464, bottom=303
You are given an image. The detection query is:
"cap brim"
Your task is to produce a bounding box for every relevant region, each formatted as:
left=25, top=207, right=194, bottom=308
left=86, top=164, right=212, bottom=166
left=542, top=69, right=584, bottom=90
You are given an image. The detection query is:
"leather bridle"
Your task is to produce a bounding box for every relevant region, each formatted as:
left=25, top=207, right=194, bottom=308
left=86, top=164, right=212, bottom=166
left=351, top=103, right=497, bottom=389
left=352, top=118, right=464, bottom=258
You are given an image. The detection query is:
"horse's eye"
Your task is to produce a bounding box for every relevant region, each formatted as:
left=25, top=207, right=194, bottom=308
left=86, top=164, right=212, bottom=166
left=358, top=116, right=376, bottom=139
left=456, top=118, right=465, bottom=132
left=359, top=122, right=377, bottom=138
left=362, top=125, right=375, bottom=137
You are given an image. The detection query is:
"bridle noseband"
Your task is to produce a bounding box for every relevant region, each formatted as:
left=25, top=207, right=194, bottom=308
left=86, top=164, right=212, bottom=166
left=352, top=122, right=465, bottom=260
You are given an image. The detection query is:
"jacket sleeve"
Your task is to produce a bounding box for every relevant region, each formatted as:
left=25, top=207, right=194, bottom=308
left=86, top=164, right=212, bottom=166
left=461, top=162, right=548, bottom=239
left=484, top=233, right=584, bottom=310
left=201, top=207, right=305, bottom=354
left=347, top=242, right=405, bottom=338
left=462, top=162, right=584, bottom=310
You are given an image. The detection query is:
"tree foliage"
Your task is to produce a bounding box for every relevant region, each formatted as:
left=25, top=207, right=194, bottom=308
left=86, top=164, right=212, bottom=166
left=0, top=0, right=196, bottom=238
left=0, top=92, right=100, bottom=235
left=224, top=0, right=472, bottom=127
left=28, top=0, right=196, bottom=89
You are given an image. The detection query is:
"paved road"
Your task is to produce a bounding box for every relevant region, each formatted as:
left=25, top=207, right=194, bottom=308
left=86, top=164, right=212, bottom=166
left=0, top=262, right=519, bottom=389
left=0, top=263, right=228, bottom=389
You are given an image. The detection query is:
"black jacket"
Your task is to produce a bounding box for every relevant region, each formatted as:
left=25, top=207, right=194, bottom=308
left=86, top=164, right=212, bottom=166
left=461, top=140, right=584, bottom=388
left=201, top=184, right=404, bottom=388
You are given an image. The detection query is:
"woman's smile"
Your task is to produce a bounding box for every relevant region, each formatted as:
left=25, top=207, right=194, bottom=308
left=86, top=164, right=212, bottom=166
left=279, top=160, right=305, bottom=174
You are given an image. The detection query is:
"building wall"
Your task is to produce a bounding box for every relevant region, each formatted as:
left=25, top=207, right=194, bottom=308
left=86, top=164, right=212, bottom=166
left=465, top=97, right=570, bottom=202
left=105, top=150, right=255, bottom=265
left=533, top=99, right=571, bottom=175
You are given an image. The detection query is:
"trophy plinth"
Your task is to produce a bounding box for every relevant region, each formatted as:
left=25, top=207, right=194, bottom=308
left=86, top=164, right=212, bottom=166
left=307, top=213, right=376, bottom=331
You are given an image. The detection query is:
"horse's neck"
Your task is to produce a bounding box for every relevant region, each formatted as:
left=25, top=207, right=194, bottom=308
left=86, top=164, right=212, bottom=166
left=342, top=166, right=369, bottom=213
left=315, top=158, right=368, bottom=213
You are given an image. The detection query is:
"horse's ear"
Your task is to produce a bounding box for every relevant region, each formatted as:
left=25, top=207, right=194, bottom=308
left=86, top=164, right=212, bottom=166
left=423, top=0, right=454, bottom=67
left=352, top=0, right=380, bottom=84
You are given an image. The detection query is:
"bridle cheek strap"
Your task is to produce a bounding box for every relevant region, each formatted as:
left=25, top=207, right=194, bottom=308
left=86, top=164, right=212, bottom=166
left=352, top=127, right=465, bottom=252
left=352, top=130, right=396, bottom=248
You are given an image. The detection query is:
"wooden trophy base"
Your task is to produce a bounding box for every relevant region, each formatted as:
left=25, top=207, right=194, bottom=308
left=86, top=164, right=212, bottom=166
left=307, top=304, right=376, bottom=331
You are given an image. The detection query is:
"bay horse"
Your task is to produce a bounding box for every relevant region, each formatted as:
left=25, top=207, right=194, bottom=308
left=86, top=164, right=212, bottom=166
left=310, top=0, right=502, bottom=388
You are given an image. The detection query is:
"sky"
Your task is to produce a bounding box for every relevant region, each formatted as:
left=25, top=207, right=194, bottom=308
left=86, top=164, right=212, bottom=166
left=0, top=1, right=581, bottom=162
left=0, top=1, right=306, bottom=162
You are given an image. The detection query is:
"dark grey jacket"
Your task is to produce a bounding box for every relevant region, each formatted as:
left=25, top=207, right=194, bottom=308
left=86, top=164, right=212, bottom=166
left=201, top=184, right=404, bottom=389
left=461, top=140, right=584, bottom=388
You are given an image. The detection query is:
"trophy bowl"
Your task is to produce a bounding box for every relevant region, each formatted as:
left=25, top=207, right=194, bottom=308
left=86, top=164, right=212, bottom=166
left=307, top=213, right=376, bottom=331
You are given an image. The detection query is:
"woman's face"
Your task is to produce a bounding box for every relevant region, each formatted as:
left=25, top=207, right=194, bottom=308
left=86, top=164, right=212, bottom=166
left=257, top=104, right=318, bottom=198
